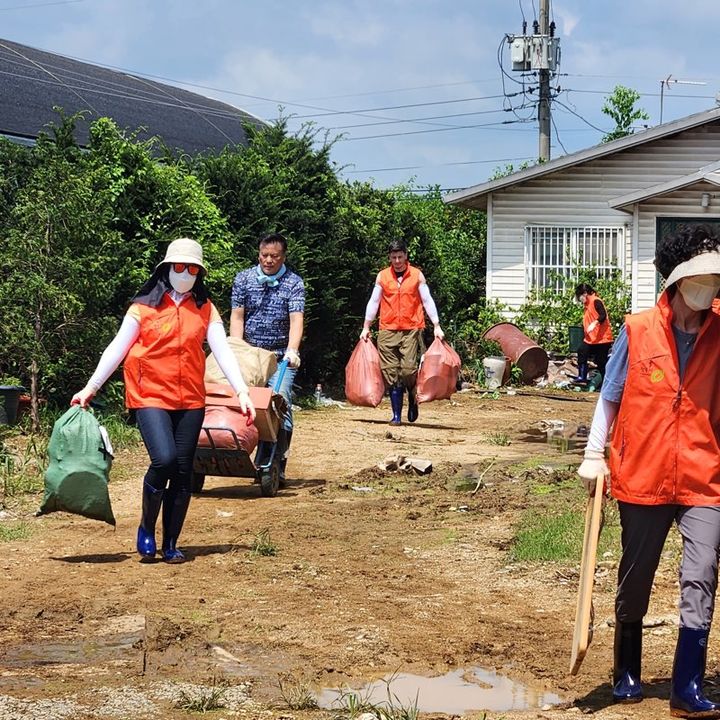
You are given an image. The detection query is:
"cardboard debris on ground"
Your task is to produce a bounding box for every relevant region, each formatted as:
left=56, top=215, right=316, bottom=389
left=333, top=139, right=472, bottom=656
left=377, top=455, right=433, bottom=475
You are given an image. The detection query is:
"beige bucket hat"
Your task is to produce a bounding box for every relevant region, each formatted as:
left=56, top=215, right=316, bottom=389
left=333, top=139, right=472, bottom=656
left=157, top=238, right=206, bottom=271
left=664, top=248, right=720, bottom=287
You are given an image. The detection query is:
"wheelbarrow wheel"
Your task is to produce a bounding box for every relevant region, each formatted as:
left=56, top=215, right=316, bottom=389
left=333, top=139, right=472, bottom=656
left=191, top=472, right=205, bottom=494
left=259, top=458, right=281, bottom=498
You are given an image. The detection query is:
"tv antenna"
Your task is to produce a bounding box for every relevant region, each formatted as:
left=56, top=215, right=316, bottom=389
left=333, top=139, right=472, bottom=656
left=659, top=75, right=707, bottom=124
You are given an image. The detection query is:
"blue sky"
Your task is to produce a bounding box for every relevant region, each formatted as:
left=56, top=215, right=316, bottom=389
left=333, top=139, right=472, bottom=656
left=3, top=0, right=720, bottom=192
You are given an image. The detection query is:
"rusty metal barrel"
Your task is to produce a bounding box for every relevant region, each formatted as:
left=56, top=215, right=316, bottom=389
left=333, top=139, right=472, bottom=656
left=482, top=323, right=548, bottom=383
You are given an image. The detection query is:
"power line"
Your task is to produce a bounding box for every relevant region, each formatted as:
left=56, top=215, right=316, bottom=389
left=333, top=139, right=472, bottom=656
left=341, top=118, right=535, bottom=142
left=343, top=156, right=535, bottom=173
left=0, top=0, right=82, bottom=10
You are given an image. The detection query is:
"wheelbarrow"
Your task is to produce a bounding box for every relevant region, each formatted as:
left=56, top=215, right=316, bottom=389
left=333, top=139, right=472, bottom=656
left=191, top=360, right=289, bottom=497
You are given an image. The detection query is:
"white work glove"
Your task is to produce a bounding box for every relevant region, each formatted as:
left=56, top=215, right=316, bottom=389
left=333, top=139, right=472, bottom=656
left=360, top=327, right=370, bottom=341
left=577, top=448, right=609, bottom=496
left=237, top=390, right=256, bottom=424
left=586, top=320, right=598, bottom=333
left=283, top=348, right=301, bottom=369
left=70, top=385, right=95, bottom=409
left=433, top=324, right=445, bottom=340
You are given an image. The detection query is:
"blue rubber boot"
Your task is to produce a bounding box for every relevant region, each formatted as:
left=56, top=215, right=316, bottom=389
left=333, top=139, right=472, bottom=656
left=670, top=627, right=720, bottom=718
left=613, top=620, right=643, bottom=704
left=137, top=482, right=163, bottom=559
left=407, top=386, right=419, bottom=423
left=161, top=487, right=191, bottom=564
left=389, top=385, right=404, bottom=426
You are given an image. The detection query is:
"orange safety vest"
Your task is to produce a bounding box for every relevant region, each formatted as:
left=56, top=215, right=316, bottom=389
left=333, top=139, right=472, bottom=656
left=609, top=291, right=720, bottom=505
left=378, top=264, right=425, bottom=331
left=124, top=294, right=212, bottom=410
left=583, top=293, right=613, bottom=345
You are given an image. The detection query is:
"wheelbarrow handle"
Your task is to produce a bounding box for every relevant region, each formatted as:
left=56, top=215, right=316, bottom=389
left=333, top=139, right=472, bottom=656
left=273, top=358, right=290, bottom=393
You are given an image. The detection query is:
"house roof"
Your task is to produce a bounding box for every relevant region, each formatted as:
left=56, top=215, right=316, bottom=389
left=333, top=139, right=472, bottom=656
left=0, top=38, right=266, bottom=154
left=609, top=159, right=720, bottom=211
left=444, top=106, right=720, bottom=209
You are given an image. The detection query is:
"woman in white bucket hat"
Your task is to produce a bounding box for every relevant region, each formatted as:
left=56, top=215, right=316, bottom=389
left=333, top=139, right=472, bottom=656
left=578, top=224, right=720, bottom=717
left=72, top=238, right=255, bottom=564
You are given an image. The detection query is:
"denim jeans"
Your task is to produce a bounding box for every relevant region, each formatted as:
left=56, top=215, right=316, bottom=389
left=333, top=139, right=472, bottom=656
left=135, top=407, right=206, bottom=493
left=267, top=365, right=297, bottom=432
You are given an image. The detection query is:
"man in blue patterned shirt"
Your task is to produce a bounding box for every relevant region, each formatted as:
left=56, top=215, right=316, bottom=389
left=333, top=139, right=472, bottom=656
left=230, top=233, right=305, bottom=480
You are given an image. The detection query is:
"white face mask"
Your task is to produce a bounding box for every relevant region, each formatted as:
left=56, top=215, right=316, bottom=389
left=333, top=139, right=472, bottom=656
left=678, top=276, right=720, bottom=311
left=168, top=268, right=196, bottom=294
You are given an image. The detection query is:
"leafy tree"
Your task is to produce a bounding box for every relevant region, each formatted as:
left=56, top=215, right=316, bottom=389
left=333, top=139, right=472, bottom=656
left=0, top=127, right=122, bottom=428
left=601, top=85, right=649, bottom=143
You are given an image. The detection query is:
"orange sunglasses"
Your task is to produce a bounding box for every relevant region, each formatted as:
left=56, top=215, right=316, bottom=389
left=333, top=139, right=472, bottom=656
left=172, top=263, right=201, bottom=276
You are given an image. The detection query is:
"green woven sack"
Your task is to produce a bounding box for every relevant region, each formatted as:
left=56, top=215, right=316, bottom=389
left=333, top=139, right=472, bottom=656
left=38, top=405, right=115, bottom=526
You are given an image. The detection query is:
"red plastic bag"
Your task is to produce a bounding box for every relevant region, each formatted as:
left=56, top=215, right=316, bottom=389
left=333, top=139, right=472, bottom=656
left=198, top=405, right=259, bottom=452
left=416, top=338, right=462, bottom=403
left=345, top=339, right=385, bottom=407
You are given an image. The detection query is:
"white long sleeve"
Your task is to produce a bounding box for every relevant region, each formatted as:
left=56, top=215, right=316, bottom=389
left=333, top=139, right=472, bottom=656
left=207, top=322, right=249, bottom=395
left=87, top=315, right=141, bottom=391
left=585, top=395, right=620, bottom=453
left=419, top=283, right=439, bottom=324
left=364, top=284, right=382, bottom=322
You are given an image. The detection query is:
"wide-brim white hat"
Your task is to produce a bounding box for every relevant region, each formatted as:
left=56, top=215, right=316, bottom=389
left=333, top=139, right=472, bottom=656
left=157, top=237, right=206, bottom=271
left=664, top=249, right=720, bottom=287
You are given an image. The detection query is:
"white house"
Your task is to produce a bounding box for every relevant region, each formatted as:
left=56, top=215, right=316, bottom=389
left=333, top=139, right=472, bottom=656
left=444, top=107, right=720, bottom=313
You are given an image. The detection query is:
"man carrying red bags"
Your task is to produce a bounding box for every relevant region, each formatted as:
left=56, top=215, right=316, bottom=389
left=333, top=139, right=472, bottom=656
left=360, top=240, right=444, bottom=425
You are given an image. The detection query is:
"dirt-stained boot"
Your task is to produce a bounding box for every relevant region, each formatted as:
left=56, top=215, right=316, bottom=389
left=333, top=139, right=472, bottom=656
left=407, top=386, right=419, bottom=423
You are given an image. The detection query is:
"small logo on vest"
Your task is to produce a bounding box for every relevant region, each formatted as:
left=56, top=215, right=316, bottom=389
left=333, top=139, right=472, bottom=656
left=650, top=368, right=664, bottom=383
left=161, top=322, right=171, bottom=334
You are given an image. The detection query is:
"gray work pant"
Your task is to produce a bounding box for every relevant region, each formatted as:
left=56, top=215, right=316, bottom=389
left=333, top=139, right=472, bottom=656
left=616, top=502, right=720, bottom=630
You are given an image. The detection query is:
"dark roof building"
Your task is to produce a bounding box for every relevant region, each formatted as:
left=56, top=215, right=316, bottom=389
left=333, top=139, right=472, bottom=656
left=0, top=38, right=266, bottom=153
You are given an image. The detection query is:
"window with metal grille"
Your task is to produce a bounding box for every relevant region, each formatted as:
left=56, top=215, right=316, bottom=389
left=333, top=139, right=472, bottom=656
left=524, top=225, right=626, bottom=294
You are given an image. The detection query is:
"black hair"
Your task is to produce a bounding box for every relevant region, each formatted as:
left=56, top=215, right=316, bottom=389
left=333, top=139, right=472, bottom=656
left=655, top=223, right=720, bottom=279
left=259, top=233, right=287, bottom=253
left=387, top=239, right=408, bottom=254
left=132, top=263, right=209, bottom=308
left=574, top=283, right=595, bottom=300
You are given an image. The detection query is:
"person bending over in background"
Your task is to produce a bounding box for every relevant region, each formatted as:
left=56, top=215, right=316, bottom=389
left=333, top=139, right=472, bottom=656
left=577, top=224, right=720, bottom=718
left=72, top=238, right=255, bottom=564
left=360, top=239, right=444, bottom=426
left=573, top=283, right=613, bottom=384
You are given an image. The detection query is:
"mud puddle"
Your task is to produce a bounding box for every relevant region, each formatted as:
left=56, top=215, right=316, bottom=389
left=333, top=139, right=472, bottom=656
left=317, top=667, right=564, bottom=714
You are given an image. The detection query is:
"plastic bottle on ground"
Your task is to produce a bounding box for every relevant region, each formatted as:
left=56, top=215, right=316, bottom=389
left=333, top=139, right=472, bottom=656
left=315, top=384, right=323, bottom=403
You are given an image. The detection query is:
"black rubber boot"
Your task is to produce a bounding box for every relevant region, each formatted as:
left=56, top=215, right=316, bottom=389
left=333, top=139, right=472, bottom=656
left=161, top=487, right=191, bottom=564
left=670, top=627, right=720, bottom=718
left=389, top=385, right=404, bottom=426
left=407, top=386, right=419, bottom=423
left=136, top=482, right=164, bottom=559
left=613, top=620, right=643, bottom=703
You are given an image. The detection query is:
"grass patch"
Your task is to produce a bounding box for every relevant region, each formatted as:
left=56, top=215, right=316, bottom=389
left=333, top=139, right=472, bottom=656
left=510, top=502, right=620, bottom=563
left=278, top=673, right=318, bottom=710
left=0, top=522, right=31, bottom=542
left=174, top=683, right=227, bottom=712
left=329, top=676, right=420, bottom=720
left=250, top=528, right=278, bottom=557
left=485, top=432, right=510, bottom=446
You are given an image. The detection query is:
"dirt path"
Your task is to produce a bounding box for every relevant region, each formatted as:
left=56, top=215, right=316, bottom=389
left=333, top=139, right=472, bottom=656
left=0, top=390, right=706, bottom=719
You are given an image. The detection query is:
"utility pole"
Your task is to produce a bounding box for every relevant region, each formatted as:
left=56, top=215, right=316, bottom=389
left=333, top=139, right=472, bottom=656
left=538, top=0, right=551, bottom=161
left=505, top=0, right=559, bottom=162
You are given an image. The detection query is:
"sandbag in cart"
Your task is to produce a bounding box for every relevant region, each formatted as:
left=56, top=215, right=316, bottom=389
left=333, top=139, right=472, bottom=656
left=192, top=361, right=289, bottom=498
